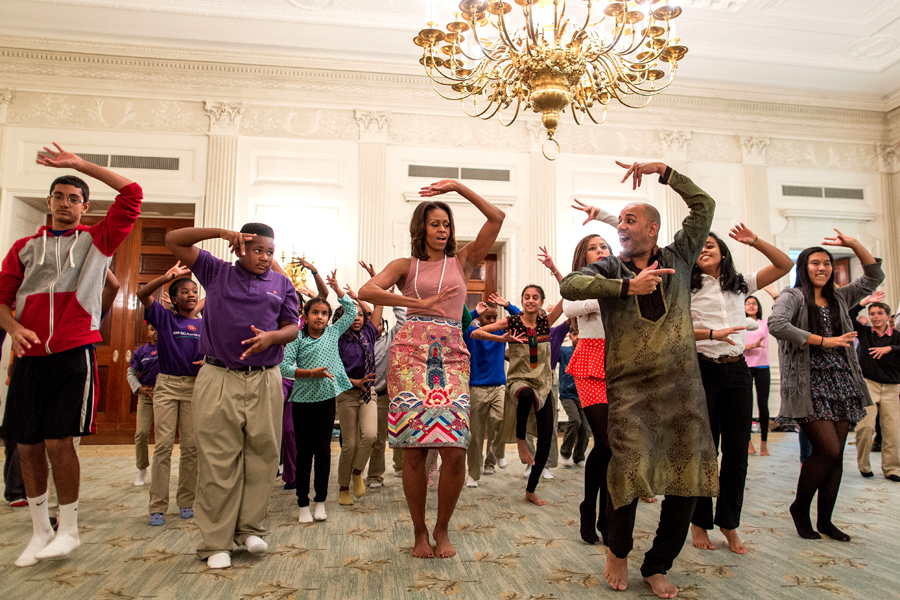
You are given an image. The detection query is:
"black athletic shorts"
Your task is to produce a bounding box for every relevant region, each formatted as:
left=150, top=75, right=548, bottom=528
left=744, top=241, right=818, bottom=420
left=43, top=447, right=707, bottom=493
left=1, top=345, right=98, bottom=445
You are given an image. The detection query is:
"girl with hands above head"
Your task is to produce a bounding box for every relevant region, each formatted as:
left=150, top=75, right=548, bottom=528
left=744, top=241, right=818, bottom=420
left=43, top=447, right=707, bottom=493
left=688, top=225, right=793, bottom=555
left=280, top=270, right=358, bottom=524
left=358, top=179, right=504, bottom=559
left=769, top=230, right=883, bottom=543
left=136, top=260, right=205, bottom=527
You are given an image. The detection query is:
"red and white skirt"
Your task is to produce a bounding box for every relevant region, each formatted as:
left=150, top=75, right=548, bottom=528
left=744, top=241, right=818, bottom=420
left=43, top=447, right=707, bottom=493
left=567, top=338, right=607, bottom=407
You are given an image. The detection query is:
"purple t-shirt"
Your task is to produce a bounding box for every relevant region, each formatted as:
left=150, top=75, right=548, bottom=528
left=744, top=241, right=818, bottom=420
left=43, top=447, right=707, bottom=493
left=145, top=300, right=203, bottom=377
left=129, top=342, right=160, bottom=386
left=338, top=321, right=378, bottom=380
left=191, top=249, right=300, bottom=369
left=549, top=321, right=570, bottom=370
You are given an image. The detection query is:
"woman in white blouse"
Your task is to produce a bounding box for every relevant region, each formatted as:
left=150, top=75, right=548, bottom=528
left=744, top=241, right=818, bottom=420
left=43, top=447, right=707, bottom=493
left=688, top=224, right=793, bottom=555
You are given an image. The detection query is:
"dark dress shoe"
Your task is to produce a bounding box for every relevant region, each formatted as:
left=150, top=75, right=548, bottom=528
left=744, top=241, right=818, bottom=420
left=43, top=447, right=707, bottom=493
left=887, top=474, right=900, bottom=482
left=860, top=471, right=874, bottom=478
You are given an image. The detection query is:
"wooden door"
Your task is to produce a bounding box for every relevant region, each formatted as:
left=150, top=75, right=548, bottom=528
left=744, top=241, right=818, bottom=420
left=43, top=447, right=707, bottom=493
left=465, top=253, right=497, bottom=312
left=834, top=257, right=851, bottom=288
left=72, top=217, right=194, bottom=444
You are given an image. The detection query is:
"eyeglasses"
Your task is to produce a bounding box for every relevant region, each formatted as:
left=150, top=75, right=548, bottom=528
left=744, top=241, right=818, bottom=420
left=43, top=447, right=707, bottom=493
left=50, top=193, right=84, bottom=205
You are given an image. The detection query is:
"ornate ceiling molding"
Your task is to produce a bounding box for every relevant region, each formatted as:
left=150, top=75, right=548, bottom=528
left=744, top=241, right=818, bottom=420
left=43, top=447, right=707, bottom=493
left=204, top=100, right=244, bottom=135
left=0, top=88, right=12, bottom=124
left=740, top=136, right=770, bottom=165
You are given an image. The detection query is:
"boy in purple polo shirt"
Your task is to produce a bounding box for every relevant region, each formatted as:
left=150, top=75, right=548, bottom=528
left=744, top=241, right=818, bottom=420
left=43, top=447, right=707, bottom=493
left=166, top=223, right=299, bottom=570
left=127, top=324, right=160, bottom=487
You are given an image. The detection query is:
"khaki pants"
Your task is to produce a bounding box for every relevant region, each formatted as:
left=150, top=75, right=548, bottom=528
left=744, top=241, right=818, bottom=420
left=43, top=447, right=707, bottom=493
left=193, top=364, right=282, bottom=558
left=336, top=389, right=377, bottom=487
left=856, top=379, right=900, bottom=477
left=367, top=390, right=403, bottom=483
left=135, top=392, right=153, bottom=470
left=149, top=375, right=197, bottom=514
left=467, top=385, right=506, bottom=481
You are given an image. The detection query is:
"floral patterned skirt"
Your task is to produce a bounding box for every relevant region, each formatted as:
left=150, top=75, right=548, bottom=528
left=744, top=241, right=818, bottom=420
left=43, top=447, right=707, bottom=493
left=387, top=315, right=471, bottom=449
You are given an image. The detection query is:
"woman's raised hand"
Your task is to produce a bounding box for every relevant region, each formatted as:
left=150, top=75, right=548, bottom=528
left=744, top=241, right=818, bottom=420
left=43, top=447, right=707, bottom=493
left=571, top=199, right=600, bottom=226
left=418, top=286, right=459, bottom=316
left=729, top=223, right=757, bottom=246
left=419, top=180, right=459, bottom=197
left=538, top=246, right=558, bottom=273
left=822, top=228, right=859, bottom=249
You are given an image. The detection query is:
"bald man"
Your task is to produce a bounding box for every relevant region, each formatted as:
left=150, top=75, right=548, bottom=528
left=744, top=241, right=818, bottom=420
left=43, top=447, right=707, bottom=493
left=562, top=161, right=719, bottom=599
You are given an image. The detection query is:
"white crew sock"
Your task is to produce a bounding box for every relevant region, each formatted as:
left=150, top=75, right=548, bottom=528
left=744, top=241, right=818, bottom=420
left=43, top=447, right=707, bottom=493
left=313, top=503, right=327, bottom=521
left=245, top=535, right=267, bottom=555
left=298, top=506, right=313, bottom=523
left=134, top=468, right=147, bottom=486
left=207, top=552, right=231, bottom=569
left=15, top=493, right=55, bottom=567
left=35, top=500, right=80, bottom=559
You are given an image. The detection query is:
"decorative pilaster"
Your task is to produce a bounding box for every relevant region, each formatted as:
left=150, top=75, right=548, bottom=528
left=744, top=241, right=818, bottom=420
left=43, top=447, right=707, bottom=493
left=528, top=121, right=558, bottom=296
left=0, top=89, right=13, bottom=193
left=739, top=136, right=772, bottom=273
left=659, top=130, right=691, bottom=244
left=355, top=110, right=391, bottom=267
left=202, top=101, right=244, bottom=260
left=877, top=143, right=900, bottom=306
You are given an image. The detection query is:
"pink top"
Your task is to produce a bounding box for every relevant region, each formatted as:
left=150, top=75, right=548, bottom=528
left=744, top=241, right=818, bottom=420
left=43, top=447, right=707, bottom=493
left=743, top=318, right=769, bottom=367
left=401, top=256, right=467, bottom=321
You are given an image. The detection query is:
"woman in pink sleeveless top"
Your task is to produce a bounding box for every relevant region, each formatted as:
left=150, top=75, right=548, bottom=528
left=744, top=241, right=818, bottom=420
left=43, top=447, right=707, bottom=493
left=359, top=179, right=504, bottom=560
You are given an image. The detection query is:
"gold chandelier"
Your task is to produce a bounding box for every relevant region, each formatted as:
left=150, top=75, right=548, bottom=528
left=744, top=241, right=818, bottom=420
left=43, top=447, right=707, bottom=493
left=415, top=0, right=688, bottom=159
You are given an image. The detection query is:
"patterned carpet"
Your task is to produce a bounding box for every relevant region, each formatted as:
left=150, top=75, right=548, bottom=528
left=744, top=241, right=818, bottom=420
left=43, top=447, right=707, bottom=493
left=2, top=430, right=899, bottom=600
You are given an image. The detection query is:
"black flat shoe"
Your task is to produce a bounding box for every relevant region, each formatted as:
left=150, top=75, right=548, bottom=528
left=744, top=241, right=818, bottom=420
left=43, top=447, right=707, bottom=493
left=860, top=471, right=874, bottom=478
left=887, top=474, right=900, bottom=482
left=579, top=501, right=600, bottom=545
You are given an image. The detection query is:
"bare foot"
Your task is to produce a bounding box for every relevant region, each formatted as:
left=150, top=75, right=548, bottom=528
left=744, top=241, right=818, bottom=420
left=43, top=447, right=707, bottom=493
left=643, top=574, right=679, bottom=598
left=640, top=497, right=659, bottom=503
left=516, top=439, right=534, bottom=466
left=759, top=442, right=769, bottom=457
left=748, top=440, right=757, bottom=455
left=720, top=528, right=748, bottom=554
left=525, top=491, right=547, bottom=506
left=690, top=524, right=716, bottom=550
left=604, top=549, right=628, bottom=591
left=411, top=531, right=434, bottom=558
left=433, top=529, right=456, bottom=558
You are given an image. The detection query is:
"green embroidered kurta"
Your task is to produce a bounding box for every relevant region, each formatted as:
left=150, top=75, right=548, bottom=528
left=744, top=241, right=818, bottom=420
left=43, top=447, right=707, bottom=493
left=560, top=169, right=719, bottom=509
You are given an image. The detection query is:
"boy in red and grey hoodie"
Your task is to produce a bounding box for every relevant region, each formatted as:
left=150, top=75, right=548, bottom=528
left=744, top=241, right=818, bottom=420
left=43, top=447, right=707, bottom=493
left=0, top=143, right=142, bottom=567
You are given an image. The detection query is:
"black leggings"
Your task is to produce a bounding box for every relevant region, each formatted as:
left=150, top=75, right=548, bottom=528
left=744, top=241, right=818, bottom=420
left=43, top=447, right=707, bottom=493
left=292, top=398, right=336, bottom=507
left=516, top=387, right=553, bottom=493
left=794, top=419, right=850, bottom=529
left=608, top=495, right=698, bottom=577
left=749, top=367, right=771, bottom=442
left=582, top=403, right=611, bottom=542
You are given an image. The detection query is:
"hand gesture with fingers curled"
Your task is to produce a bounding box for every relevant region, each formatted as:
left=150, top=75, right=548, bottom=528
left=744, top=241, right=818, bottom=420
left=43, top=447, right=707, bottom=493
left=822, top=229, right=859, bottom=249
left=220, top=230, right=255, bottom=257
left=628, top=261, right=675, bottom=296
left=418, top=285, right=459, bottom=317
left=488, top=293, right=509, bottom=308
left=821, top=331, right=857, bottom=349
left=615, top=161, right=668, bottom=190
left=165, top=261, right=191, bottom=281
left=571, top=199, right=601, bottom=226
left=358, top=260, right=376, bottom=278
left=36, top=143, right=84, bottom=170
left=711, top=326, right=748, bottom=346
left=240, top=325, right=276, bottom=360
left=729, top=223, right=758, bottom=246
left=325, top=270, right=341, bottom=294
left=311, top=367, right=334, bottom=380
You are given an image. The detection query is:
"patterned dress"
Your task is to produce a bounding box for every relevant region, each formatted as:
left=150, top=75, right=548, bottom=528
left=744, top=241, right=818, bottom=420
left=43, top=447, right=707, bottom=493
left=560, top=169, right=720, bottom=509
left=387, top=257, right=470, bottom=449
left=797, top=306, right=867, bottom=424
left=497, top=314, right=553, bottom=443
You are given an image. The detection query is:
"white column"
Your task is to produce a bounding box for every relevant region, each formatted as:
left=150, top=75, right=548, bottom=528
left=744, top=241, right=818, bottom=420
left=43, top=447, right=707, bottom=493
left=354, top=110, right=391, bottom=269
left=0, top=90, right=13, bottom=192
left=877, top=144, right=900, bottom=305
left=739, top=136, right=772, bottom=273
left=527, top=122, right=558, bottom=297
left=659, top=130, right=691, bottom=245
left=201, top=101, right=244, bottom=260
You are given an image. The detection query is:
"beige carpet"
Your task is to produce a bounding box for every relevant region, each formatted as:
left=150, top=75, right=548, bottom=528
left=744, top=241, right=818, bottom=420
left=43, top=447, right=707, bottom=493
left=2, top=431, right=899, bottom=599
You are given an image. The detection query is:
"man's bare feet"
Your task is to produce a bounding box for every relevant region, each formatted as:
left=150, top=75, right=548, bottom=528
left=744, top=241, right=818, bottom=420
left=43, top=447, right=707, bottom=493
left=525, top=491, right=547, bottom=506
left=640, top=497, right=659, bottom=503
left=604, top=549, right=628, bottom=591
left=690, top=524, right=716, bottom=550
left=643, top=574, right=679, bottom=598
left=516, top=439, right=534, bottom=466
left=748, top=440, right=757, bottom=455
left=433, top=528, right=456, bottom=558
left=720, top=528, right=748, bottom=554
left=412, top=531, right=434, bottom=558
left=759, top=442, right=769, bottom=457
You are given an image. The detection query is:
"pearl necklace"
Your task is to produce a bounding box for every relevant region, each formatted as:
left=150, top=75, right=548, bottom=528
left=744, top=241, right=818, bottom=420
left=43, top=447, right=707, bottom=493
left=414, top=255, right=447, bottom=300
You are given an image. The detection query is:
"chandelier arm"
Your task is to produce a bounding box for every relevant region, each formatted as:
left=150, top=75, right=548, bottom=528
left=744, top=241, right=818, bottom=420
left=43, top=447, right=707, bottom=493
left=525, top=3, right=539, bottom=46
left=477, top=99, right=508, bottom=121
left=578, top=0, right=593, bottom=34
left=584, top=102, right=607, bottom=125
left=469, top=22, right=510, bottom=63
left=497, top=93, right=523, bottom=127
left=462, top=94, right=505, bottom=119
left=571, top=102, right=584, bottom=126
left=554, top=0, right=562, bottom=45
left=495, top=2, right=519, bottom=52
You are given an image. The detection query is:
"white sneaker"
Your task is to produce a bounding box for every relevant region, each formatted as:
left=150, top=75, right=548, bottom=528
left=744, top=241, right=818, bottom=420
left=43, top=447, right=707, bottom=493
left=482, top=466, right=495, bottom=475
left=298, top=506, right=313, bottom=524
left=466, top=476, right=479, bottom=488
left=542, top=468, right=554, bottom=480
left=368, top=481, right=383, bottom=488
left=245, top=535, right=267, bottom=555
left=498, top=458, right=508, bottom=469
left=207, top=552, right=231, bottom=569
left=523, top=465, right=532, bottom=477
left=560, top=456, right=574, bottom=468
left=575, top=460, right=586, bottom=467
left=134, top=468, right=147, bottom=486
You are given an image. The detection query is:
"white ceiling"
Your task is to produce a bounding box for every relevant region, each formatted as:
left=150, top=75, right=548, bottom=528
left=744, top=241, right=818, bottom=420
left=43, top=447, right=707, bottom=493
left=2, top=0, right=899, bottom=103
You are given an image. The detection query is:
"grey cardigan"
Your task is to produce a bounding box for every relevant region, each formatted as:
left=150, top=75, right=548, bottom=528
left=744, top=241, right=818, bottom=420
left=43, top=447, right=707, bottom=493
left=768, top=259, right=884, bottom=419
